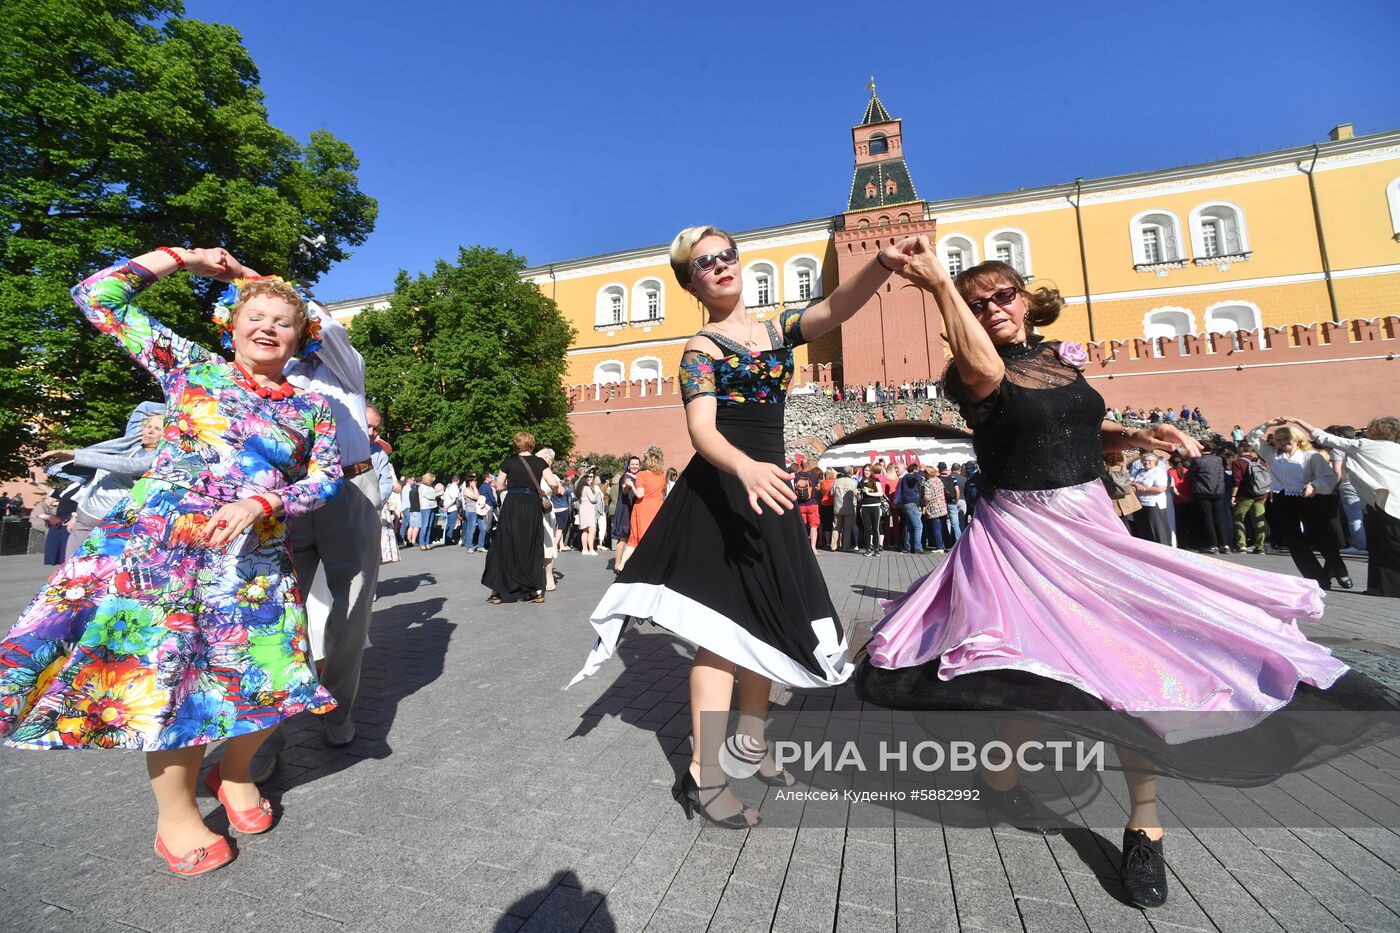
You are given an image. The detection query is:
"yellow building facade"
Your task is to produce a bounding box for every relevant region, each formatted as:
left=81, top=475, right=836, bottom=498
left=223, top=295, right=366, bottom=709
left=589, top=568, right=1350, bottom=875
left=327, top=120, right=1400, bottom=388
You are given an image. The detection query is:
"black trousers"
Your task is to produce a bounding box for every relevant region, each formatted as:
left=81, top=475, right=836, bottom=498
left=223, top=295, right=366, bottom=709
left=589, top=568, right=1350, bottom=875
left=1135, top=505, right=1169, bottom=545
left=1270, top=494, right=1348, bottom=585
left=1195, top=496, right=1232, bottom=550
left=1362, top=505, right=1400, bottom=597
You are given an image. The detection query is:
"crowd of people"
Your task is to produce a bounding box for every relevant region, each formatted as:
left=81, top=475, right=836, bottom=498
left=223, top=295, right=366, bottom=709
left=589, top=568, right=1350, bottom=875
left=790, top=379, right=943, bottom=402
left=0, top=233, right=1396, bottom=915
left=1109, top=404, right=1210, bottom=427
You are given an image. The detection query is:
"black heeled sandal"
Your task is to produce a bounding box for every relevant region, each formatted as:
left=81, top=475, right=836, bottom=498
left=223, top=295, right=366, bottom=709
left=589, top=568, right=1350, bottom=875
left=728, top=736, right=796, bottom=787
left=671, top=771, right=759, bottom=829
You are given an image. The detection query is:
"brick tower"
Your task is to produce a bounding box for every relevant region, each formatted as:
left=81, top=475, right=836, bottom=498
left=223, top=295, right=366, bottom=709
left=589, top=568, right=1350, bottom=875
left=834, top=82, right=943, bottom=388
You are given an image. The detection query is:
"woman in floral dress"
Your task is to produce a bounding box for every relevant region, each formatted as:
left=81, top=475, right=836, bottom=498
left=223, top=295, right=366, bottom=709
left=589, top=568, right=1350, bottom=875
left=0, top=246, right=342, bottom=876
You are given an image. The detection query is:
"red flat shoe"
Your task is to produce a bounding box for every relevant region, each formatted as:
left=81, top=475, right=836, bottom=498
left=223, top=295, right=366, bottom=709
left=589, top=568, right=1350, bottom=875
left=204, top=763, right=275, bottom=834
left=154, top=833, right=235, bottom=876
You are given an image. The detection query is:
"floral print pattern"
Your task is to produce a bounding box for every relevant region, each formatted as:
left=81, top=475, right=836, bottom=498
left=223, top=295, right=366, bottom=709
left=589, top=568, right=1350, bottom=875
left=679, top=305, right=809, bottom=406
left=0, top=260, right=342, bottom=750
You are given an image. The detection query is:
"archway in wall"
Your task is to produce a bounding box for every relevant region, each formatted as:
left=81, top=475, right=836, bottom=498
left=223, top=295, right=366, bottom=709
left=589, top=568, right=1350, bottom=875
left=818, top=421, right=974, bottom=469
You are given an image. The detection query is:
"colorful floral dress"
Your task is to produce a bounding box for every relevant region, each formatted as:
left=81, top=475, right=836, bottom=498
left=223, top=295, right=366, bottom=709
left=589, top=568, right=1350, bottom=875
left=0, top=260, right=342, bottom=750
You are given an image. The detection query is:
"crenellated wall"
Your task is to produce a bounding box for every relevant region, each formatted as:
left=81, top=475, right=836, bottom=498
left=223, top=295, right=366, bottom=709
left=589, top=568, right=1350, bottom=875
left=565, top=317, right=1399, bottom=462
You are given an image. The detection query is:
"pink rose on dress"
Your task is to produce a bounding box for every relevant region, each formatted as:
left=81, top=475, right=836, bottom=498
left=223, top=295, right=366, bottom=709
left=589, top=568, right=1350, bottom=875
left=1056, top=341, right=1088, bottom=369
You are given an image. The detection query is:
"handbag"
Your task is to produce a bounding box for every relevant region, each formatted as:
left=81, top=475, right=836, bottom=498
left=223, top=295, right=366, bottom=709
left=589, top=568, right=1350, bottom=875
left=518, top=455, right=553, bottom=514
left=1102, top=466, right=1133, bottom=501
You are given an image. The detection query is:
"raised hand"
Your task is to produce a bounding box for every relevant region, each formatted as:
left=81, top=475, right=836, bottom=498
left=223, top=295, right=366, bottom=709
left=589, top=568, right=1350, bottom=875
left=184, top=247, right=253, bottom=282
left=896, top=235, right=948, bottom=291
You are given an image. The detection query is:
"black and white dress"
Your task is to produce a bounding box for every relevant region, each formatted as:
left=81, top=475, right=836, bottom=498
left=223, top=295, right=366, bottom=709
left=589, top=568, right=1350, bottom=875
left=570, top=307, right=852, bottom=688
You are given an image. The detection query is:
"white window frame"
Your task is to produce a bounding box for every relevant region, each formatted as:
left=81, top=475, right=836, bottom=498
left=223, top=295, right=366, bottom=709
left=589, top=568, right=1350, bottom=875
left=1142, top=306, right=1197, bottom=357
left=631, top=277, right=664, bottom=324
left=783, top=254, right=823, bottom=303
left=1129, top=209, right=1186, bottom=265
left=593, top=360, right=624, bottom=384
left=595, top=284, right=627, bottom=328
left=630, top=356, right=663, bottom=383
left=983, top=227, right=1032, bottom=276
left=1385, top=177, right=1400, bottom=240
left=743, top=259, right=779, bottom=307
left=1188, top=201, right=1250, bottom=260
left=937, top=234, right=978, bottom=276
left=1203, top=300, right=1262, bottom=336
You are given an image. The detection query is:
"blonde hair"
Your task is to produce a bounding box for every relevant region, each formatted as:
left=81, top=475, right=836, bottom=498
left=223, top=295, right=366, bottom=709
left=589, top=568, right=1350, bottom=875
left=1272, top=425, right=1313, bottom=451
left=537, top=447, right=555, bottom=464
left=955, top=260, right=1063, bottom=329
left=512, top=431, right=536, bottom=453
left=232, top=279, right=310, bottom=332
left=669, top=226, right=737, bottom=288
left=642, top=445, right=664, bottom=472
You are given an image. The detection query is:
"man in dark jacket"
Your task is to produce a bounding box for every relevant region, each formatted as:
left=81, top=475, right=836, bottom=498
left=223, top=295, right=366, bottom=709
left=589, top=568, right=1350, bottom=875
left=1187, top=443, right=1232, bottom=553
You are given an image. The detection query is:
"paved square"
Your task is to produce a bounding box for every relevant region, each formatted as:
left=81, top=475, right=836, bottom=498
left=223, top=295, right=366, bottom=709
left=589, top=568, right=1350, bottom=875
left=1, top=544, right=1396, bottom=932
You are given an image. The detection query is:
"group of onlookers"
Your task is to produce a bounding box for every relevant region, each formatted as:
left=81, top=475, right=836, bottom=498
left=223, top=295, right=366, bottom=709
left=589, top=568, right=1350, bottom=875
left=1102, top=416, right=1398, bottom=597
left=790, top=457, right=978, bottom=557
left=1108, top=404, right=1209, bottom=428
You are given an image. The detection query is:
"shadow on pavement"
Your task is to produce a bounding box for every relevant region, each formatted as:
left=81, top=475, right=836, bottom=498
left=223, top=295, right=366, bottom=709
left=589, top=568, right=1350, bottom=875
left=375, top=572, right=438, bottom=598
left=496, top=869, right=616, bottom=931
left=209, top=595, right=455, bottom=807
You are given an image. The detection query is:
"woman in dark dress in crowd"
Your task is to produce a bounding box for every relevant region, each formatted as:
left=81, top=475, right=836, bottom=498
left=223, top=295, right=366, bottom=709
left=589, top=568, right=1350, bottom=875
left=482, top=431, right=562, bottom=604
left=572, top=225, right=919, bottom=829
left=858, top=250, right=1396, bottom=909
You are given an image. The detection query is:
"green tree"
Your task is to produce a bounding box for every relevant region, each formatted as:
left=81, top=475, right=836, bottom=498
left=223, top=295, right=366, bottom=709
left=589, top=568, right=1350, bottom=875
left=351, top=247, right=576, bottom=477
left=0, top=0, right=376, bottom=476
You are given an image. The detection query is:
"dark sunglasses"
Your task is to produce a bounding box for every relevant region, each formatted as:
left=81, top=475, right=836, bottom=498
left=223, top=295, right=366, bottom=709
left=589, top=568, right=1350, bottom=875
left=691, top=247, right=738, bottom=273
left=967, top=286, right=1020, bottom=315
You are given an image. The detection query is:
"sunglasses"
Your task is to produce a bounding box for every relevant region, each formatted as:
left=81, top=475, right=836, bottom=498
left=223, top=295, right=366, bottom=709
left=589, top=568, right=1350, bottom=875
left=967, top=286, right=1020, bottom=315
left=691, top=247, right=738, bottom=273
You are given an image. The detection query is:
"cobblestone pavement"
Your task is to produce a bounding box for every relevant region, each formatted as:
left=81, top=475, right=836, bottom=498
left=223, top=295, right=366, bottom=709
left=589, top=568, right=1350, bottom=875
left=1, top=544, right=1397, bottom=932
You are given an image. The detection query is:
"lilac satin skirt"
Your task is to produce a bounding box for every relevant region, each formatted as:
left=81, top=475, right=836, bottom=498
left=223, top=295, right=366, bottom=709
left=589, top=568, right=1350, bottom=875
left=865, top=480, right=1347, bottom=741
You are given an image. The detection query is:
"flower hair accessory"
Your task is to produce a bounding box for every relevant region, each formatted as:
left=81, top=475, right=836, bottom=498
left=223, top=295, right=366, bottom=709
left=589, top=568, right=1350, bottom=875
left=211, top=276, right=322, bottom=357
left=1055, top=341, right=1088, bottom=370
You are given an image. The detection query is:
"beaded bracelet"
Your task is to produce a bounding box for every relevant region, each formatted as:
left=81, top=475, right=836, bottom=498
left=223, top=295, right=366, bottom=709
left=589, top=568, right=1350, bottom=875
left=249, top=495, right=275, bottom=519
left=156, top=246, right=186, bottom=270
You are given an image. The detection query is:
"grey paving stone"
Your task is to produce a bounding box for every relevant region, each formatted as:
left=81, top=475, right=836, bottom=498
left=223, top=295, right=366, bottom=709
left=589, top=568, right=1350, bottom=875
left=3, top=546, right=1400, bottom=932
left=772, top=858, right=840, bottom=933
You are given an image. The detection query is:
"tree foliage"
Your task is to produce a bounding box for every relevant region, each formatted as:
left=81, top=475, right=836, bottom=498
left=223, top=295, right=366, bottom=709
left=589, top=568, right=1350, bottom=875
left=350, top=247, right=577, bottom=478
left=0, top=0, right=377, bottom=476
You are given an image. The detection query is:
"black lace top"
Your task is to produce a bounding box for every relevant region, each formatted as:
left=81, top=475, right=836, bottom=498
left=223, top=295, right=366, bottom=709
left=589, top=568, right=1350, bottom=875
left=944, top=340, right=1106, bottom=493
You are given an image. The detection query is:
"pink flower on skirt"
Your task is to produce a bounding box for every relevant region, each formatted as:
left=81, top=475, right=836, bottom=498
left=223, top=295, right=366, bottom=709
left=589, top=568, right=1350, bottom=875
left=1056, top=341, right=1088, bottom=369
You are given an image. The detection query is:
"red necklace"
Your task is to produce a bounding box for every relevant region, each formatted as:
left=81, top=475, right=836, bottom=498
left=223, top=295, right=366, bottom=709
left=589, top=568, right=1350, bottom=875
left=232, top=361, right=295, bottom=401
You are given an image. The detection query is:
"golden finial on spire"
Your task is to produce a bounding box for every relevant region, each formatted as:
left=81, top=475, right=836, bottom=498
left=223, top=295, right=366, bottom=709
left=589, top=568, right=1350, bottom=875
left=866, top=75, right=877, bottom=96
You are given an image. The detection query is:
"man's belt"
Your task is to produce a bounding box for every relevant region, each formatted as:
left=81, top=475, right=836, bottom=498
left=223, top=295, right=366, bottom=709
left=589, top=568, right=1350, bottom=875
left=344, top=459, right=374, bottom=478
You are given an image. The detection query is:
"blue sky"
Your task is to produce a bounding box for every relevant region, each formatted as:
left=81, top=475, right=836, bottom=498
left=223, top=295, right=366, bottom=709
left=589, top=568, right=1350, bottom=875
left=185, top=0, right=1400, bottom=301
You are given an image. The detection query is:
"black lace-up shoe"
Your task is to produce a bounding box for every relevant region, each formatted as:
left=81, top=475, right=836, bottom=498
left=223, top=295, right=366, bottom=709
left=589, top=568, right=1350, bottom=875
left=1121, top=829, right=1167, bottom=908
left=973, top=774, right=1063, bottom=835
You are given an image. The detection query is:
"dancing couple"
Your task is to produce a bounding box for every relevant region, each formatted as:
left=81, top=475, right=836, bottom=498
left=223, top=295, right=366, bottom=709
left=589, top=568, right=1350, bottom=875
left=573, top=226, right=1397, bottom=909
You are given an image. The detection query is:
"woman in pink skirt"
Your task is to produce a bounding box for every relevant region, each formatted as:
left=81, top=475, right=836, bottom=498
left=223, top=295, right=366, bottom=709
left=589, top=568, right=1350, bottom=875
left=857, top=246, right=1395, bottom=910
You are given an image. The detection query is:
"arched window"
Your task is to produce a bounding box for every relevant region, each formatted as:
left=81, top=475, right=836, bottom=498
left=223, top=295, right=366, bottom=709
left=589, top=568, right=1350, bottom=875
left=1204, top=301, right=1262, bottom=349
left=984, top=228, right=1032, bottom=276
left=783, top=255, right=823, bottom=303
left=1142, top=307, right=1196, bottom=357
left=743, top=260, right=778, bottom=307
left=630, top=357, right=662, bottom=383
left=1387, top=177, right=1400, bottom=241
left=631, top=278, right=664, bottom=324
left=937, top=234, right=978, bottom=277
left=593, top=360, right=624, bottom=384
left=595, top=284, right=627, bottom=328
left=1189, top=201, right=1250, bottom=261
left=868, top=132, right=888, bottom=155
left=1130, top=210, right=1186, bottom=268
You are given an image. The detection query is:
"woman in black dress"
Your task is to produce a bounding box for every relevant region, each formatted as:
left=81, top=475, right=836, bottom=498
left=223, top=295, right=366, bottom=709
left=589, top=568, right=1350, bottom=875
left=572, top=225, right=918, bottom=828
left=482, top=431, right=562, bottom=604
